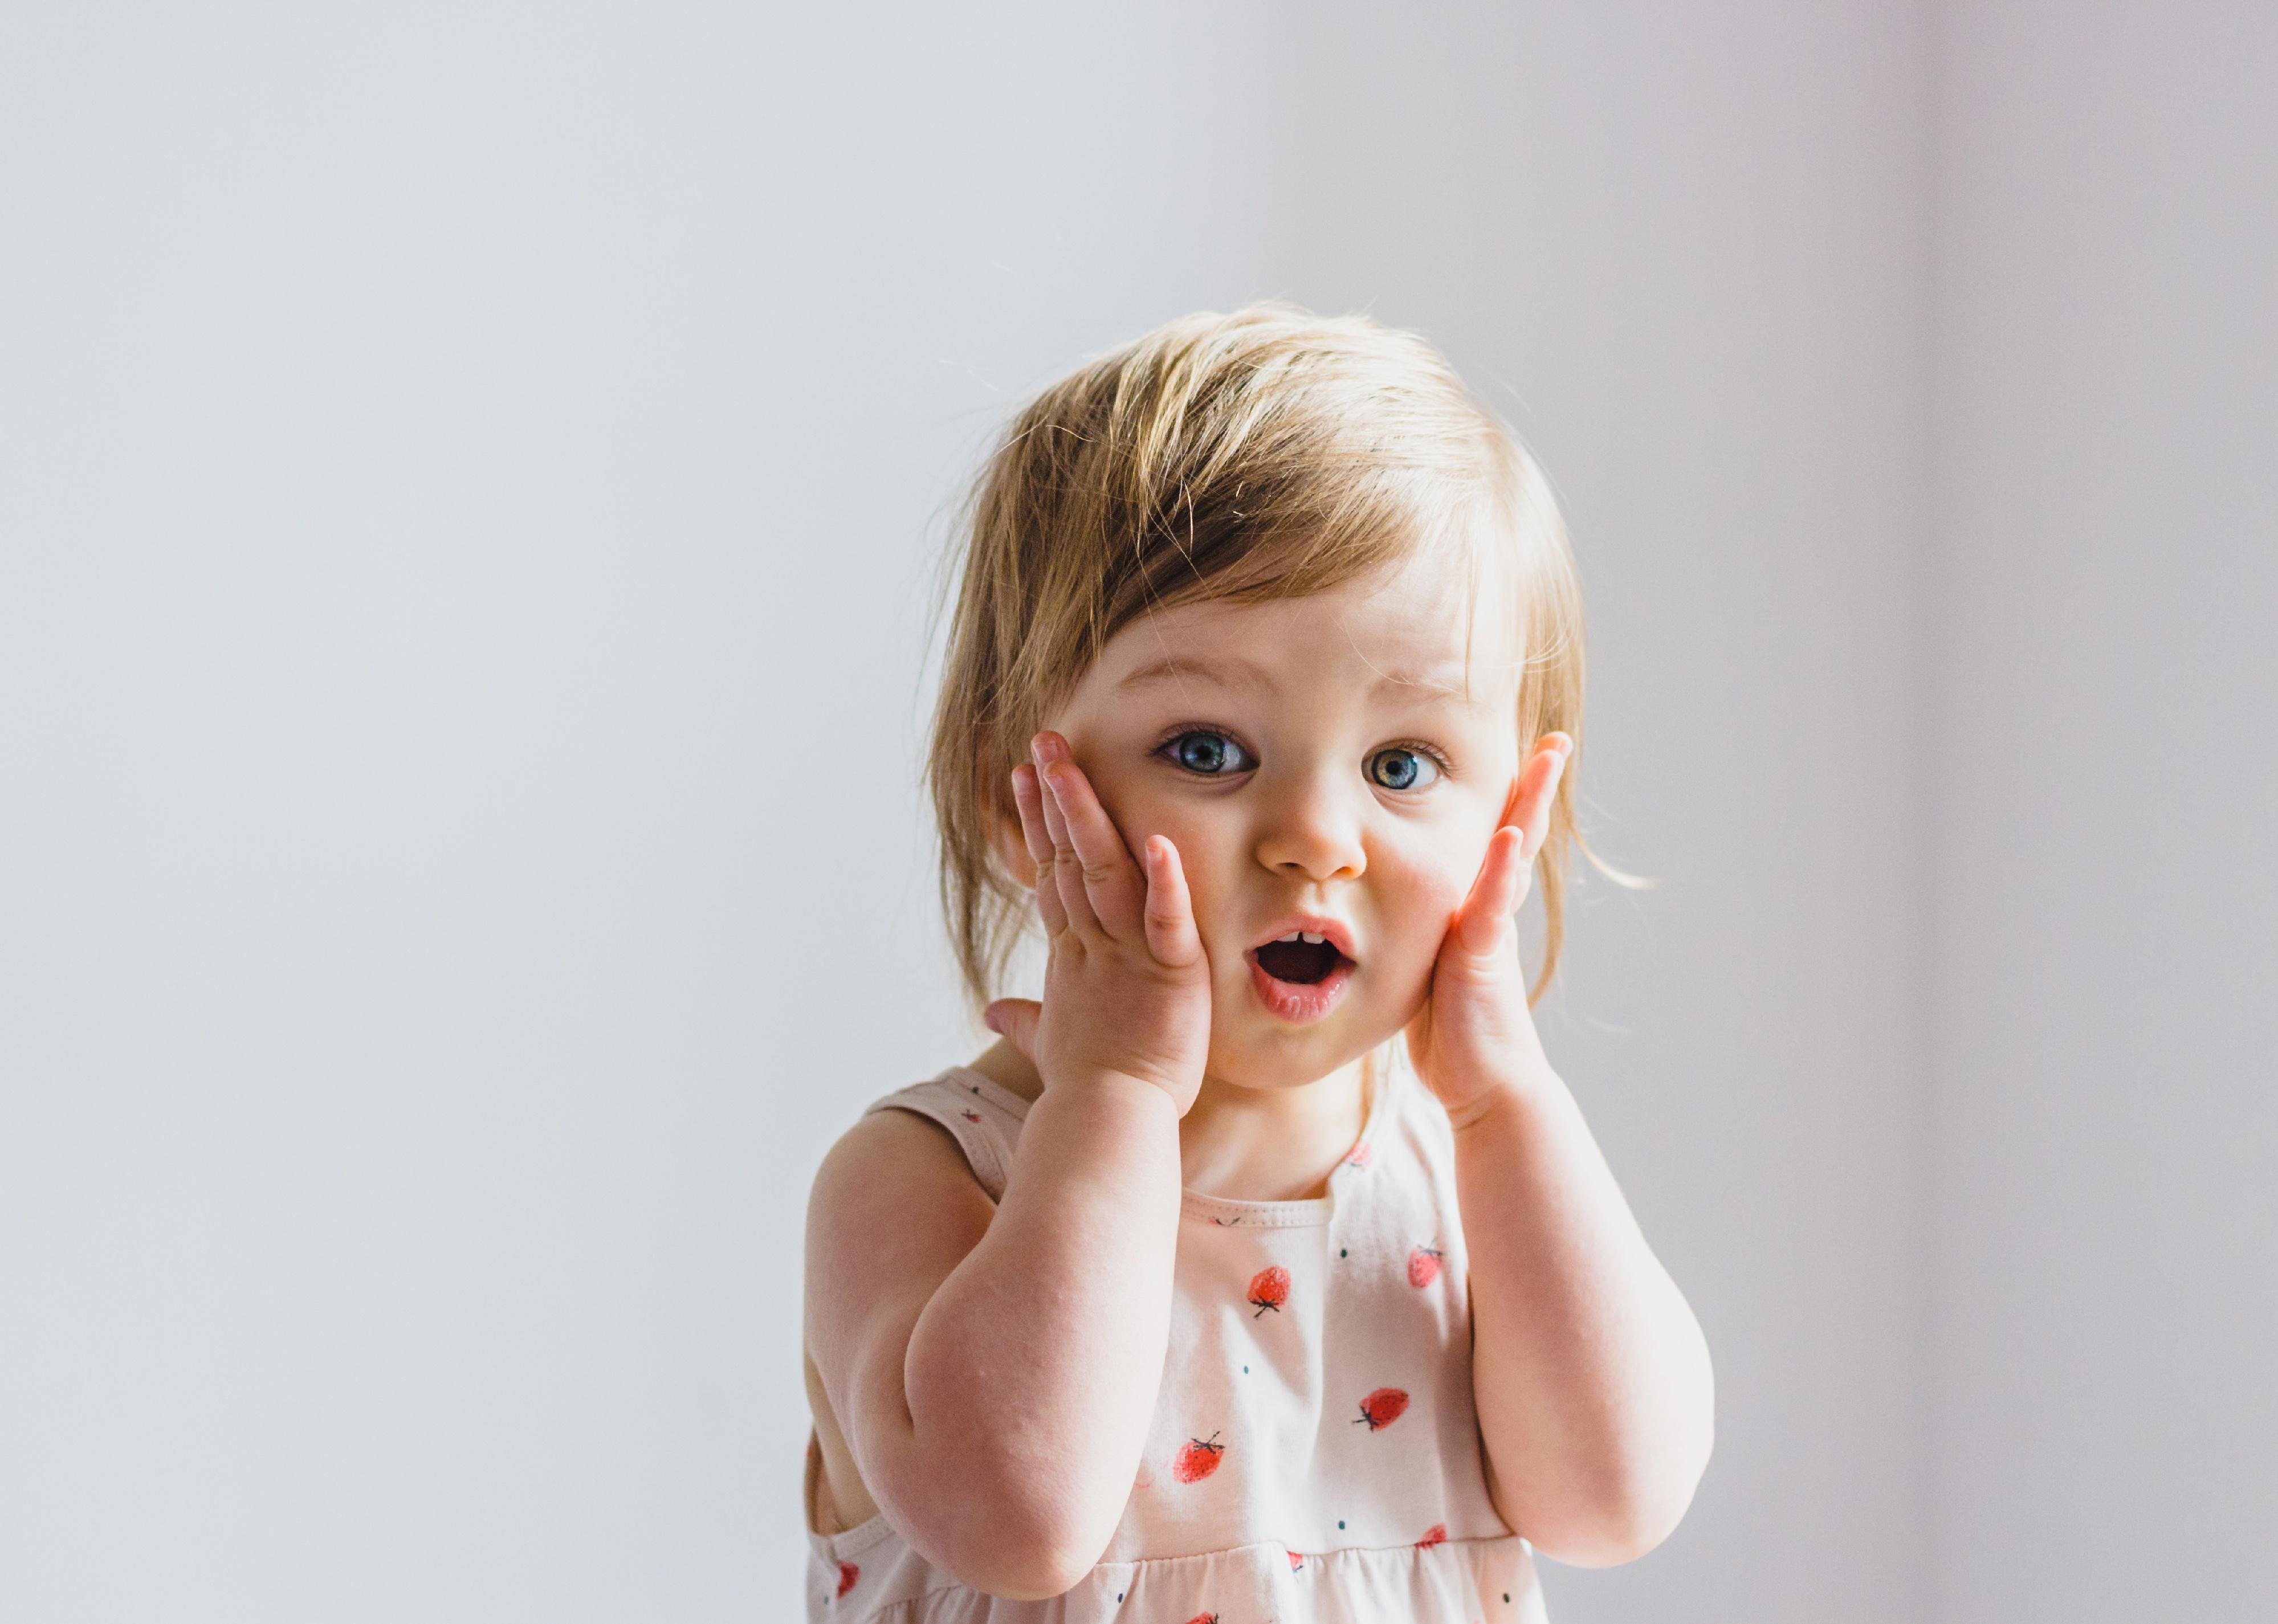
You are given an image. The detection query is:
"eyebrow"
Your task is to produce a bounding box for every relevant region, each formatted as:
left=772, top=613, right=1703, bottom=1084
left=1115, top=655, right=1273, bottom=693
left=1114, top=654, right=1488, bottom=703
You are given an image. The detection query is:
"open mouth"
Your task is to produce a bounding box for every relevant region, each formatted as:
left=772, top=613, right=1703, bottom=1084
left=1246, top=926, right=1358, bottom=1024
left=1253, top=933, right=1348, bottom=985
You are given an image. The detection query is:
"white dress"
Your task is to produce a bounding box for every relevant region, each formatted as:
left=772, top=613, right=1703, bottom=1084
left=804, top=1048, right=1548, bottom=1623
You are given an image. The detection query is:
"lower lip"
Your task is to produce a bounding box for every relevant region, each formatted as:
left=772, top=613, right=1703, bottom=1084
left=1247, top=953, right=1355, bottom=1024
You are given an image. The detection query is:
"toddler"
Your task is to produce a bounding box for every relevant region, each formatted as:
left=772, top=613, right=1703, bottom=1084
left=801, top=305, right=1713, bottom=1621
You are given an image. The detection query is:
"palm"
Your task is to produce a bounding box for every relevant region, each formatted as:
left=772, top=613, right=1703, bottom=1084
left=1403, top=737, right=1571, bottom=1114
left=985, top=731, right=1213, bottom=1113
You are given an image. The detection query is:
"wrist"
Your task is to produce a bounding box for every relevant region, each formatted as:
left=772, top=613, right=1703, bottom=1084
left=1010, top=1066, right=1187, bottom=1208
left=1039, top=1063, right=1189, bottom=1122
left=1441, top=1056, right=1566, bottom=1136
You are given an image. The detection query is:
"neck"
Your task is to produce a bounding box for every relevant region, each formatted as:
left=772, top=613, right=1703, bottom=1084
left=1179, top=1052, right=1371, bottom=1201
left=962, top=1040, right=1374, bottom=1203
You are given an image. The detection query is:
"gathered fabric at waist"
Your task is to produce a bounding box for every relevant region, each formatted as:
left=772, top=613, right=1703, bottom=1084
left=805, top=1517, right=1546, bottom=1624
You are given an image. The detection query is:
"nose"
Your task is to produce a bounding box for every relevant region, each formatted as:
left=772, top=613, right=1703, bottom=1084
left=1252, top=764, right=1368, bottom=884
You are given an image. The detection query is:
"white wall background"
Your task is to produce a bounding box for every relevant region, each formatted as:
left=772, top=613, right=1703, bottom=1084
left=0, top=4, right=2268, bottom=1621
left=1926, top=2, right=2278, bottom=1616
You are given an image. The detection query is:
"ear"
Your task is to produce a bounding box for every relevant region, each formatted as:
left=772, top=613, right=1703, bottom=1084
left=987, top=796, right=1038, bottom=888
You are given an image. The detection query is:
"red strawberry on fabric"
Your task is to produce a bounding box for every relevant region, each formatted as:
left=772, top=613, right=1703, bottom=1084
left=836, top=1561, right=859, bottom=1597
left=1288, top=1550, right=1305, bottom=1570
left=960, top=1109, right=981, bottom=1123
left=1407, top=1246, right=1443, bottom=1287
left=1172, top=1431, right=1226, bottom=1483
left=1184, top=1615, right=1220, bottom=1624
left=1247, top=1264, right=1290, bottom=1317
left=1416, top=1523, right=1448, bottom=1547
left=1345, top=1140, right=1372, bottom=1168
left=1353, top=1386, right=1410, bottom=1430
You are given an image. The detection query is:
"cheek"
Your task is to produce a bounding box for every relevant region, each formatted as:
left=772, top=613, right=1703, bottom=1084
left=1109, top=802, right=1237, bottom=927
left=1412, top=862, right=1476, bottom=922
left=1166, top=817, right=1240, bottom=937
left=1395, top=864, right=1470, bottom=942
left=1374, top=834, right=1492, bottom=958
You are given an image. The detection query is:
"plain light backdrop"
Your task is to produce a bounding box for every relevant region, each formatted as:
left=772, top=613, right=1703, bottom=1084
left=2, top=3, right=2271, bottom=1621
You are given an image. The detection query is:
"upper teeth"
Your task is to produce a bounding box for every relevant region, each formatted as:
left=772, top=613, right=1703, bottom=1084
left=1277, top=931, right=1327, bottom=944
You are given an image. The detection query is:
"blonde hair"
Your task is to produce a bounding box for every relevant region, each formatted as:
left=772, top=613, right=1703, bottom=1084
left=926, top=303, right=1615, bottom=1017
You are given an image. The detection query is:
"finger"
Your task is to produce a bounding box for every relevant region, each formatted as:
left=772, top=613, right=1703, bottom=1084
left=1455, top=825, right=1529, bottom=957
left=1515, top=741, right=1571, bottom=865
left=1040, top=766, right=1112, bottom=938
left=1030, top=737, right=1101, bottom=937
left=1009, top=763, right=1053, bottom=867
left=982, top=997, right=1042, bottom=1063
left=1041, top=757, right=1147, bottom=937
left=1492, top=740, right=1562, bottom=855
left=1009, top=765, right=1067, bottom=937
left=1141, top=837, right=1204, bottom=969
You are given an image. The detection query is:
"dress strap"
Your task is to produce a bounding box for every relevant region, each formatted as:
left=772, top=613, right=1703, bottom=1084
left=862, top=1068, right=1029, bottom=1202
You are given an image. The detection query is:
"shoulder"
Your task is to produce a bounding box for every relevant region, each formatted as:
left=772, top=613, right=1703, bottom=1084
left=804, top=1075, right=1014, bottom=1307
left=806, top=1101, right=993, bottom=1254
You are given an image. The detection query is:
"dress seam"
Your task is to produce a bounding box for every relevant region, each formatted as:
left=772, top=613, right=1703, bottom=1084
left=857, top=1529, right=1533, bottom=1613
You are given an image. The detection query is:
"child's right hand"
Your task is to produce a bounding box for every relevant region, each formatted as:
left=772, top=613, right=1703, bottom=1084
left=984, top=731, right=1212, bottom=1115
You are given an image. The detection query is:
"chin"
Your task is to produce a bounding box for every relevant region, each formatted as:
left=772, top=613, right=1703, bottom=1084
left=1203, top=1022, right=1382, bottom=1093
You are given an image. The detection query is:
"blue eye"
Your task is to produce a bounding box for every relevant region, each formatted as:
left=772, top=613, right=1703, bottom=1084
left=1164, top=731, right=1253, bottom=776
left=1368, top=748, right=1441, bottom=791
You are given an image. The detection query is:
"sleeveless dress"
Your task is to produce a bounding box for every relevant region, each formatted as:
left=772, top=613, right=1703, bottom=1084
left=803, top=1048, right=1548, bottom=1624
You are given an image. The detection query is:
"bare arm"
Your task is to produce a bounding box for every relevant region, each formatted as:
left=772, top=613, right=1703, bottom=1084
left=804, top=733, right=1211, bottom=1597
left=1452, top=1047, right=1714, bottom=1565
left=805, top=1074, right=1181, bottom=1596
left=1406, top=735, right=1713, bottom=1565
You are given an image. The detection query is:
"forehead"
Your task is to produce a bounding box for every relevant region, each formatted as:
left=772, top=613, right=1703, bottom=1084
left=1092, top=550, right=1523, bottom=708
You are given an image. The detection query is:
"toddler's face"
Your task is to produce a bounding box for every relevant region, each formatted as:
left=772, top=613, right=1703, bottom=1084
left=1028, top=550, right=1527, bottom=1091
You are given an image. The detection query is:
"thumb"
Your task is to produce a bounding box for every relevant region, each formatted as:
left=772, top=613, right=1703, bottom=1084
left=1141, top=836, right=1204, bottom=969
left=1453, top=825, right=1529, bottom=958
left=982, top=998, right=1043, bottom=1062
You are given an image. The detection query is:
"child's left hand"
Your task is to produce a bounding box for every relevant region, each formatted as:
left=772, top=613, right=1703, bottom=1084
left=1403, top=732, right=1574, bottom=1125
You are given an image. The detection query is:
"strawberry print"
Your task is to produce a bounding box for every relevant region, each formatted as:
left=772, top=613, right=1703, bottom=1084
left=1247, top=1264, right=1291, bottom=1317
left=1345, top=1140, right=1372, bottom=1168
left=1353, top=1386, right=1411, bottom=1430
left=1172, top=1431, right=1226, bottom=1483
left=836, top=1561, right=859, bottom=1597
left=1407, top=1245, right=1443, bottom=1287
left=1185, top=1615, right=1220, bottom=1624
left=961, top=1109, right=982, bottom=1123
left=1288, top=1550, right=1305, bottom=1570
left=1416, top=1523, right=1448, bottom=1547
